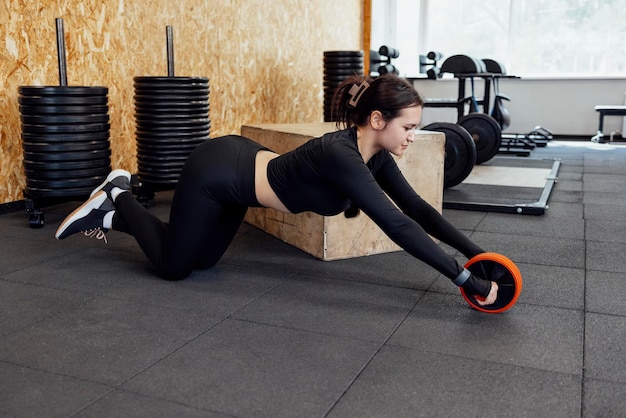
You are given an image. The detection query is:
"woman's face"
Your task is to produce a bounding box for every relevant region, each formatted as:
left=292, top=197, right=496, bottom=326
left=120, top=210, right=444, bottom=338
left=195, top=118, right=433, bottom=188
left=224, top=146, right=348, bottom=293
left=376, top=106, right=423, bottom=157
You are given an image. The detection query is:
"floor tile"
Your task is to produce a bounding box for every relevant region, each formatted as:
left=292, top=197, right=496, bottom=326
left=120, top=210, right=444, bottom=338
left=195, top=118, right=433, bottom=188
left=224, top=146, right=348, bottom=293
left=586, top=241, right=626, bottom=274
left=123, top=319, right=380, bottom=418
left=232, top=275, right=424, bottom=342
left=586, top=270, right=626, bottom=316
left=476, top=207, right=584, bottom=240
left=0, top=297, right=214, bottom=385
left=0, top=280, right=93, bottom=336
left=389, top=292, right=583, bottom=375
left=584, top=313, right=626, bottom=383
left=586, top=219, right=626, bottom=244
left=582, top=378, right=626, bottom=418
left=470, top=231, right=585, bottom=269
left=327, top=345, right=581, bottom=418
left=0, top=361, right=110, bottom=418
left=74, top=390, right=227, bottom=418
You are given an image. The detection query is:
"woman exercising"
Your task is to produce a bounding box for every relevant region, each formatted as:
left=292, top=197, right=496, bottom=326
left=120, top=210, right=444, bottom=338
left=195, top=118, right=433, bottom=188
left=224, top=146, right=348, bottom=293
left=56, top=74, right=498, bottom=305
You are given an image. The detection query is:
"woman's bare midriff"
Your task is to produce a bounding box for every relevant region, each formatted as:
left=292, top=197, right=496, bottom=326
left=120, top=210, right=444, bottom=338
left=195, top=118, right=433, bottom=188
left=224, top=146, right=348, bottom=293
left=254, top=150, right=291, bottom=213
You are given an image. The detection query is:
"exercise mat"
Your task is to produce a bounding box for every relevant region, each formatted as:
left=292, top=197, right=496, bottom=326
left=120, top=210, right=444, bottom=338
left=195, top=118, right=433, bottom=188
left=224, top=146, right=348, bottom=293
left=443, top=157, right=560, bottom=215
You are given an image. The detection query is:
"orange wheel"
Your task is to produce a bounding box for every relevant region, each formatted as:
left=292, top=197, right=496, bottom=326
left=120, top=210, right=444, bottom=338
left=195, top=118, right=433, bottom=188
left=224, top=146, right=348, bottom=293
left=460, top=252, right=522, bottom=314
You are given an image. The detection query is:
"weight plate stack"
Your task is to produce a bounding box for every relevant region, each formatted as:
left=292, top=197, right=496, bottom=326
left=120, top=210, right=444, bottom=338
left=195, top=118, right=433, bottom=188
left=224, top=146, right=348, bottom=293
left=133, top=76, right=210, bottom=186
left=323, top=51, right=364, bottom=122
left=19, top=86, right=112, bottom=198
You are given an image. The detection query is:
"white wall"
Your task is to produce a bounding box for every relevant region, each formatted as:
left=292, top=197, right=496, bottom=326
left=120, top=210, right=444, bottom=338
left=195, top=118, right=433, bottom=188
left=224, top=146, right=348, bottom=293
left=412, top=77, right=626, bottom=137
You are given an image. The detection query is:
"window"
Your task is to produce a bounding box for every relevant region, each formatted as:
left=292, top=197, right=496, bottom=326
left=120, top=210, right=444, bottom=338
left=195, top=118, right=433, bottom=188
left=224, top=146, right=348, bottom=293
left=370, top=0, right=626, bottom=78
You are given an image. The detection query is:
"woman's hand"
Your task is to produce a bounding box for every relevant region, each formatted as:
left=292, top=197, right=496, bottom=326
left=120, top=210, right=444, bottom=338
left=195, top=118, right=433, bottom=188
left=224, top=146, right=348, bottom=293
left=476, top=281, right=498, bottom=306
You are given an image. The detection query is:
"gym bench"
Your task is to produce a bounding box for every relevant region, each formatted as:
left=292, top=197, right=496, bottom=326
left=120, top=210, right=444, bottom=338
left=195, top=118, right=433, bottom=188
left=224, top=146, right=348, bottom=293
left=591, top=105, right=626, bottom=143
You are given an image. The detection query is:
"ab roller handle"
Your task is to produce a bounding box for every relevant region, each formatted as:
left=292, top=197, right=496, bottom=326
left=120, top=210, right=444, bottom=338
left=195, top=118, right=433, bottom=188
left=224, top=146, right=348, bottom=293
left=460, top=252, right=522, bottom=313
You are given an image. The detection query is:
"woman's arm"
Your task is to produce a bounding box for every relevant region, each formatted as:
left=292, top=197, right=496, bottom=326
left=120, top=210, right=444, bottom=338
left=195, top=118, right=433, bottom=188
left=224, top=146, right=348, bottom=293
left=321, top=142, right=466, bottom=279
left=372, top=152, right=485, bottom=259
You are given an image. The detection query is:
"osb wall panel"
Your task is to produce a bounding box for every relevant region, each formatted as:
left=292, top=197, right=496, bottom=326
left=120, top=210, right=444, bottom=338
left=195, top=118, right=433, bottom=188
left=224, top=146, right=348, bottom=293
left=0, top=0, right=362, bottom=203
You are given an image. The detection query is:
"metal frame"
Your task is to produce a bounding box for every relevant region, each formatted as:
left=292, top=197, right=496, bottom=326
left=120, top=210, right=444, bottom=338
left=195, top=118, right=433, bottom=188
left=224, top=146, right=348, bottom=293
left=442, top=158, right=561, bottom=216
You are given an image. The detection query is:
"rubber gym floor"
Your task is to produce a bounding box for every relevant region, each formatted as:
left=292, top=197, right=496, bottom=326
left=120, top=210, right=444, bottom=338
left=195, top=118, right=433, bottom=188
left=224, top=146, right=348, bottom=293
left=1, top=140, right=625, bottom=417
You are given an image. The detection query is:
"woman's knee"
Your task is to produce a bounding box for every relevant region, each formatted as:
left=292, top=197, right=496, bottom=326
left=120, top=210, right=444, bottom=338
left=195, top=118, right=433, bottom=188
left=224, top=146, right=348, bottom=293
left=157, top=260, right=194, bottom=281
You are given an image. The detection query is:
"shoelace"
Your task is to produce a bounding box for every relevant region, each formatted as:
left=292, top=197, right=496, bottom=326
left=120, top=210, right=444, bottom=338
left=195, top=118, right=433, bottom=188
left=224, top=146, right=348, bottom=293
left=82, top=228, right=108, bottom=244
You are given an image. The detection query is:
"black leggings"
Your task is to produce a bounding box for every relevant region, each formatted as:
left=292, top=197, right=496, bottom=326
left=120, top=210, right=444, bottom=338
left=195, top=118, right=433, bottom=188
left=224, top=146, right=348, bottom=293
left=113, top=135, right=266, bottom=280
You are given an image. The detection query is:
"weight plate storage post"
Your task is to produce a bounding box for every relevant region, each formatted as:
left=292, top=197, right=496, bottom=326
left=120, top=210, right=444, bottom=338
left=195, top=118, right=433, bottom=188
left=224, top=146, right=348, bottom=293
left=19, top=18, right=111, bottom=227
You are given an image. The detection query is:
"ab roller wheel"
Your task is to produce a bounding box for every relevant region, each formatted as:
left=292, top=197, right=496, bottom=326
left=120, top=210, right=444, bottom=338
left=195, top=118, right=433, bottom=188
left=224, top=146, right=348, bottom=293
left=460, top=252, right=522, bottom=313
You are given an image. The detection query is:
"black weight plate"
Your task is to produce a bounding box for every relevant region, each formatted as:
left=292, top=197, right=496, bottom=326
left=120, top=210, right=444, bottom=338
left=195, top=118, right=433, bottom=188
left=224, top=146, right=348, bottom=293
left=133, top=99, right=209, bottom=108
left=137, top=170, right=182, bottom=178
left=135, top=158, right=185, bottom=168
left=136, top=146, right=196, bottom=156
left=133, top=83, right=209, bottom=91
left=138, top=135, right=210, bottom=144
left=134, top=104, right=209, bottom=113
left=324, top=72, right=363, bottom=78
left=25, top=166, right=110, bottom=180
left=324, top=65, right=363, bottom=70
left=135, top=117, right=210, bottom=127
left=19, top=104, right=109, bottom=115
left=19, top=86, right=108, bottom=96
left=136, top=128, right=210, bottom=138
left=21, top=123, right=110, bottom=134
left=324, top=50, right=364, bottom=57
left=22, top=131, right=110, bottom=143
left=134, top=94, right=209, bottom=103
left=135, top=124, right=210, bottom=134
left=134, top=112, right=209, bottom=122
left=423, top=122, right=476, bottom=189
left=137, top=153, right=188, bottom=162
left=18, top=96, right=108, bottom=106
left=134, top=109, right=210, bottom=118
left=26, top=177, right=105, bottom=189
left=134, top=87, right=208, bottom=95
left=136, top=137, right=207, bottom=146
left=137, top=166, right=182, bottom=176
left=137, top=174, right=181, bottom=184
left=137, top=168, right=181, bottom=176
left=322, top=82, right=343, bottom=90
left=23, top=158, right=110, bottom=171
left=324, top=61, right=365, bottom=69
left=20, top=114, right=109, bottom=125
left=23, top=149, right=111, bottom=162
left=22, top=141, right=110, bottom=153
left=458, top=113, right=502, bottom=164
left=323, top=58, right=364, bottom=65
left=138, top=172, right=183, bottom=180
left=323, top=77, right=344, bottom=84
left=25, top=186, right=96, bottom=198
left=133, top=76, right=208, bottom=83
left=137, top=135, right=205, bottom=144
left=136, top=141, right=203, bottom=151
left=324, top=70, right=362, bottom=76
left=136, top=145, right=195, bottom=155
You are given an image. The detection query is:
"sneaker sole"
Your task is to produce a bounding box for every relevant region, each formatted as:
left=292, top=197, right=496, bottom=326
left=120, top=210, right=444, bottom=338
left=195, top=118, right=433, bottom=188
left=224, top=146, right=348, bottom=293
left=90, top=169, right=131, bottom=198
left=55, top=191, right=108, bottom=239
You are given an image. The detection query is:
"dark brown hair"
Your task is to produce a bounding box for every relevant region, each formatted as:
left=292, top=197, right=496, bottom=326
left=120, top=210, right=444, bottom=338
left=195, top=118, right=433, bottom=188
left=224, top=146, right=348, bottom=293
left=332, top=74, right=423, bottom=130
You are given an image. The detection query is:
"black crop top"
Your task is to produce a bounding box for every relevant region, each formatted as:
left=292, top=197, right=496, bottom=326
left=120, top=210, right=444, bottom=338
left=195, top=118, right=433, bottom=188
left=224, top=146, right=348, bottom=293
left=266, top=128, right=463, bottom=279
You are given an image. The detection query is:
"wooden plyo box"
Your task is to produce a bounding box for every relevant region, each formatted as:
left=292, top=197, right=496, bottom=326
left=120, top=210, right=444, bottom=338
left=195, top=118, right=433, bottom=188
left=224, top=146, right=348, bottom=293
left=241, top=123, right=445, bottom=261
